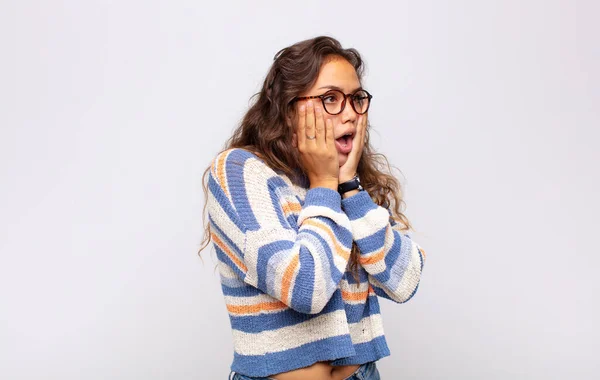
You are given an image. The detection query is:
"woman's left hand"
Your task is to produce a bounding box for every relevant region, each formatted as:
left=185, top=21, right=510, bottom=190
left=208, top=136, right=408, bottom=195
left=339, top=113, right=367, bottom=183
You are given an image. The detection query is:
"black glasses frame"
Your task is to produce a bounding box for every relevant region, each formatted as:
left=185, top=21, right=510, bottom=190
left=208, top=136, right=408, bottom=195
left=291, top=89, right=373, bottom=115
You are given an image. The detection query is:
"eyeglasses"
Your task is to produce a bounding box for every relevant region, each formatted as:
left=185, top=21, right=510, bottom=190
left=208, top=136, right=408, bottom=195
left=291, top=89, right=373, bottom=115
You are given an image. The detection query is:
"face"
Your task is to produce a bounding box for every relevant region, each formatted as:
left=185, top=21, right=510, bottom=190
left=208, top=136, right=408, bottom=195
left=294, top=57, right=363, bottom=167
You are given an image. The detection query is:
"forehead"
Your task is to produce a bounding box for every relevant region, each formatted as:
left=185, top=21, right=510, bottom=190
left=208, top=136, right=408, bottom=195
left=310, top=57, right=360, bottom=92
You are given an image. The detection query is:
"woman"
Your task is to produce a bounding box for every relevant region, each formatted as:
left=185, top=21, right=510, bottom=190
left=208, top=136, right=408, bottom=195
left=200, top=36, right=426, bottom=380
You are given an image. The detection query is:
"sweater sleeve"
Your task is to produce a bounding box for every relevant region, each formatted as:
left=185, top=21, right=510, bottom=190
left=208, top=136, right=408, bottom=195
left=341, top=191, right=426, bottom=303
left=207, top=148, right=353, bottom=314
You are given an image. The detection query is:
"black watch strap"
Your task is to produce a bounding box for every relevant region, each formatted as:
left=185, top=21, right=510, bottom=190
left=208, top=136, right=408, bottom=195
left=338, top=175, right=363, bottom=194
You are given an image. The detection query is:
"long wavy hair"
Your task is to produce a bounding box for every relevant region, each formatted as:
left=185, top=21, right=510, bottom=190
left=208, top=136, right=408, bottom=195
left=199, top=36, right=413, bottom=284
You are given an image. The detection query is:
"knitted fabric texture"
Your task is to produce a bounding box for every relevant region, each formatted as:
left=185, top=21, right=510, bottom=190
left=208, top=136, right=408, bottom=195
left=207, top=148, right=426, bottom=377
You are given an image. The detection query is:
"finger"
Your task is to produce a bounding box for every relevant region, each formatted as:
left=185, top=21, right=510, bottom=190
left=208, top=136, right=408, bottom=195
left=349, top=114, right=367, bottom=161
left=356, top=113, right=367, bottom=149
left=314, top=105, right=326, bottom=147
left=305, top=101, right=316, bottom=143
left=325, top=118, right=335, bottom=151
left=297, top=105, right=306, bottom=150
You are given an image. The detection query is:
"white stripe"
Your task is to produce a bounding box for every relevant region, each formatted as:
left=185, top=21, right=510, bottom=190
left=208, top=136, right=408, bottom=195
left=390, top=241, right=423, bottom=300
left=367, top=241, right=422, bottom=303
left=218, top=261, right=246, bottom=289
left=207, top=191, right=245, bottom=248
left=302, top=221, right=348, bottom=271
left=340, top=277, right=369, bottom=292
left=348, top=313, right=385, bottom=344
left=218, top=260, right=239, bottom=279
left=301, top=235, right=328, bottom=314
left=298, top=205, right=351, bottom=231
left=243, top=157, right=282, bottom=227
left=231, top=309, right=351, bottom=355
left=243, top=227, right=296, bottom=288
left=269, top=248, right=297, bottom=302
left=340, top=278, right=371, bottom=306
left=349, top=207, right=389, bottom=240
left=224, top=292, right=282, bottom=307
left=360, top=224, right=410, bottom=276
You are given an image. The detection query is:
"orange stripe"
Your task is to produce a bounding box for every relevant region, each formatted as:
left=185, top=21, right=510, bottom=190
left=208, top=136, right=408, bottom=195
left=341, top=289, right=369, bottom=302
left=226, top=300, right=288, bottom=315
left=359, top=247, right=385, bottom=266
left=368, top=284, right=375, bottom=294
left=217, top=151, right=229, bottom=198
left=358, top=224, right=398, bottom=266
left=419, top=247, right=427, bottom=260
left=302, top=219, right=350, bottom=260
left=282, top=201, right=301, bottom=215
left=211, top=232, right=247, bottom=272
left=281, top=255, right=299, bottom=305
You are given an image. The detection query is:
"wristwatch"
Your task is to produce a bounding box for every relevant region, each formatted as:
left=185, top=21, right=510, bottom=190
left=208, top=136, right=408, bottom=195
left=338, top=175, right=363, bottom=194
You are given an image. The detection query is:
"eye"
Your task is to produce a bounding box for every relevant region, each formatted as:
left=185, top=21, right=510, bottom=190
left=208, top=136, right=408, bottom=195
left=322, top=92, right=339, bottom=104
left=353, top=91, right=369, bottom=105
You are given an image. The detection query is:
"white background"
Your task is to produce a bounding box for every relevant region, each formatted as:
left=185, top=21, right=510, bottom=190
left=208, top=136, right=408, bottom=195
left=1, top=1, right=599, bottom=379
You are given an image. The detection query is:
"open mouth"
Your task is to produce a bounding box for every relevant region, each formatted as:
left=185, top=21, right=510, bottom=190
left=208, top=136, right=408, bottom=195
left=335, top=132, right=354, bottom=153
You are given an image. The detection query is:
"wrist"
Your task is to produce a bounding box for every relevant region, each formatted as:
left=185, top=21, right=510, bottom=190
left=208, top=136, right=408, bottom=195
left=338, top=173, right=357, bottom=184
left=309, top=180, right=338, bottom=191
left=338, top=174, right=363, bottom=195
left=341, top=189, right=360, bottom=199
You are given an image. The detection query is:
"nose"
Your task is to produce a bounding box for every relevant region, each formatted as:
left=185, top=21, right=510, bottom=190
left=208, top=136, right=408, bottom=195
left=340, top=95, right=358, bottom=123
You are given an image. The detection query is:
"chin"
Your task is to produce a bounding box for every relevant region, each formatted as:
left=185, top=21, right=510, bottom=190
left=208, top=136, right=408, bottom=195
left=338, top=153, right=348, bottom=167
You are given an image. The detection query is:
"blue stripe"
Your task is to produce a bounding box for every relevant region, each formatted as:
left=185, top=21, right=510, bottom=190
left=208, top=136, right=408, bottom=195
left=329, top=335, right=391, bottom=366
left=224, top=151, right=260, bottom=230
left=231, top=334, right=357, bottom=378
left=286, top=214, right=298, bottom=229
left=208, top=214, right=243, bottom=258
left=354, top=226, right=387, bottom=253
left=290, top=244, right=315, bottom=313
left=229, top=295, right=345, bottom=333
left=213, top=246, right=246, bottom=279
left=267, top=176, right=293, bottom=228
left=221, top=282, right=263, bottom=297
left=381, top=232, right=412, bottom=289
left=365, top=230, right=411, bottom=292
left=340, top=190, right=378, bottom=220
left=302, top=229, right=342, bottom=294
left=254, top=239, right=294, bottom=294
left=371, top=284, right=394, bottom=301
left=303, top=187, right=343, bottom=210
left=345, top=267, right=369, bottom=284
left=208, top=174, right=245, bottom=232
left=343, top=295, right=381, bottom=324
left=313, top=214, right=353, bottom=245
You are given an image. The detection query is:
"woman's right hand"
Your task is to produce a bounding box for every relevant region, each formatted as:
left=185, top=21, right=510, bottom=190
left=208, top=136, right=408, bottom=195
left=296, top=100, right=339, bottom=190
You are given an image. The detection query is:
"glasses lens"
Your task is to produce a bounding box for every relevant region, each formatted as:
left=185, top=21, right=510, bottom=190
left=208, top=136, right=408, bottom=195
left=322, top=90, right=344, bottom=114
left=352, top=90, right=370, bottom=114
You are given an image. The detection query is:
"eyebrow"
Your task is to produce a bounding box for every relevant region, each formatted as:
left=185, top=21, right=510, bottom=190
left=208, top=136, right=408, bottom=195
left=317, top=85, right=363, bottom=93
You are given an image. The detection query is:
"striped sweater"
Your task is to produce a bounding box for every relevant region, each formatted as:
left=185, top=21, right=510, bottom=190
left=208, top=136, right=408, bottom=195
left=206, top=148, right=426, bottom=377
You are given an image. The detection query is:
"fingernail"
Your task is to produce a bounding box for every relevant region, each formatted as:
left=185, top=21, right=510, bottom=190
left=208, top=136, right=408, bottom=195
left=299, top=105, right=305, bottom=111
left=307, top=100, right=313, bottom=107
